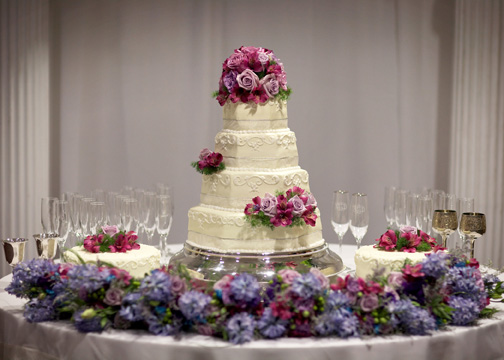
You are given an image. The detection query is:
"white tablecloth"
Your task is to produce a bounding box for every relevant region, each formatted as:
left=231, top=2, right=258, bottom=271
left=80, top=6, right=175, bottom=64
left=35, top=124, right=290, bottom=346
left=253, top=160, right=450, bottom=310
left=1, top=244, right=504, bottom=360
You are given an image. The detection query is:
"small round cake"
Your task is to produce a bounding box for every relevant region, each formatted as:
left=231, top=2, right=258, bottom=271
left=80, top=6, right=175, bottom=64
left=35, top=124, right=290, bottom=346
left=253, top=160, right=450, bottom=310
left=354, top=245, right=432, bottom=279
left=64, top=244, right=161, bottom=278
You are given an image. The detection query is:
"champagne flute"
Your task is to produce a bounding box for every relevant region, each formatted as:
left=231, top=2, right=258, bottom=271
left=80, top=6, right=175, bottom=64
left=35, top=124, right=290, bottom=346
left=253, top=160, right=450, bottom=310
left=383, top=186, right=396, bottom=228
left=79, top=197, right=95, bottom=237
left=55, top=200, right=71, bottom=262
left=416, top=195, right=433, bottom=235
left=406, top=193, right=419, bottom=227
left=89, top=201, right=105, bottom=235
left=157, top=195, right=174, bottom=264
left=456, top=198, right=475, bottom=249
left=432, top=210, right=458, bottom=248
left=41, top=197, right=58, bottom=234
left=459, top=212, right=486, bottom=259
left=331, top=190, right=349, bottom=255
left=350, top=193, right=369, bottom=249
left=431, top=190, right=446, bottom=211
left=394, top=189, right=408, bottom=228
left=141, top=192, right=157, bottom=246
left=71, top=194, right=84, bottom=240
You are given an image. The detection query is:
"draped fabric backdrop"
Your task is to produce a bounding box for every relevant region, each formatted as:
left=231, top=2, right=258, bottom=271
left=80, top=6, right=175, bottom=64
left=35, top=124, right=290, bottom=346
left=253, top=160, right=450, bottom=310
left=1, top=0, right=502, bottom=278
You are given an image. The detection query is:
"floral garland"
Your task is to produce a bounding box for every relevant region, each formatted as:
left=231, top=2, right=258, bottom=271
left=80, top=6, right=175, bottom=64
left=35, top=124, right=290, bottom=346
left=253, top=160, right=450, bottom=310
left=213, top=46, right=292, bottom=106
left=79, top=226, right=140, bottom=253
left=6, top=252, right=503, bottom=344
left=244, top=186, right=317, bottom=229
left=375, top=226, right=445, bottom=253
left=191, top=148, right=225, bottom=175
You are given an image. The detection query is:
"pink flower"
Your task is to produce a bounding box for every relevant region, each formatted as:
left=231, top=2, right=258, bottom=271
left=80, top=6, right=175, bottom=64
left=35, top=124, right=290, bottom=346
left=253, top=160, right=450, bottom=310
left=309, top=268, right=329, bottom=289
left=236, top=69, right=259, bottom=91
left=278, top=269, right=301, bottom=284
left=401, top=232, right=421, bottom=249
left=376, top=229, right=397, bottom=251
left=402, top=263, right=425, bottom=280
left=302, top=206, right=318, bottom=226
left=399, top=225, right=417, bottom=234
left=199, top=148, right=212, bottom=161
left=270, top=301, right=292, bottom=320
left=468, top=258, right=479, bottom=268
left=387, top=272, right=405, bottom=288
left=104, top=288, right=124, bottom=306
left=101, top=225, right=119, bottom=237
left=286, top=186, right=305, bottom=198
left=170, top=275, right=187, bottom=295
left=257, top=50, right=270, bottom=65
left=244, top=196, right=261, bottom=216
left=359, top=293, right=379, bottom=312
left=289, top=195, right=306, bottom=216
left=260, top=74, right=280, bottom=98
left=383, top=285, right=399, bottom=301
left=226, top=52, right=247, bottom=71
left=213, top=274, right=233, bottom=305
left=260, top=193, right=277, bottom=217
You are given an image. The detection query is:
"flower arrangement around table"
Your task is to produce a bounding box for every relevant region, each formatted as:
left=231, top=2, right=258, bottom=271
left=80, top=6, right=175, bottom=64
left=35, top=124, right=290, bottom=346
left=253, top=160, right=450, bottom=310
left=375, top=226, right=446, bottom=253
left=6, top=249, right=504, bottom=344
left=78, top=225, right=140, bottom=253
left=213, top=46, right=292, bottom=105
left=244, top=186, right=318, bottom=229
left=191, top=148, right=225, bottom=175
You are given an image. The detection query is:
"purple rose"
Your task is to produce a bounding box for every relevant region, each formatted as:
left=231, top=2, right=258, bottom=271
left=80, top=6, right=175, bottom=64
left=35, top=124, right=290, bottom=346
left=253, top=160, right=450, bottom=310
left=345, top=277, right=360, bottom=294
left=400, top=225, right=417, bottom=234
left=387, top=272, right=405, bottom=288
left=359, top=293, right=379, bottom=312
left=170, top=275, right=186, bottom=295
left=289, top=195, right=306, bottom=216
left=260, top=74, right=280, bottom=98
left=199, top=148, right=212, bottom=161
left=227, top=52, right=247, bottom=70
left=237, top=69, right=259, bottom=91
left=305, top=193, right=317, bottom=207
left=104, top=288, right=124, bottom=306
left=277, top=269, right=301, bottom=285
left=257, top=50, right=270, bottom=65
left=101, top=225, right=119, bottom=237
left=223, top=71, right=238, bottom=92
left=260, top=193, right=277, bottom=217
left=309, top=268, right=329, bottom=289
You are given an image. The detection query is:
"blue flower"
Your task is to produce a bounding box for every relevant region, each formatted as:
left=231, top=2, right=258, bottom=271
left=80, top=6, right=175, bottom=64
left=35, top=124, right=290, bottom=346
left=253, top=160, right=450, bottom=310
left=315, top=308, right=359, bottom=338
left=226, top=312, right=256, bottom=344
left=388, top=299, right=436, bottom=335
left=144, top=314, right=181, bottom=336
left=66, top=264, right=110, bottom=293
left=178, top=291, right=211, bottom=322
left=325, top=291, right=351, bottom=311
left=257, top=308, right=287, bottom=339
left=24, top=297, right=56, bottom=323
left=230, top=273, right=261, bottom=308
left=140, top=270, right=173, bottom=303
left=291, top=272, right=322, bottom=299
left=119, top=292, right=143, bottom=322
left=6, top=259, right=60, bottom=298
left=73, top=308, right=104, bottom=333
left=448, top=296, right=480, bottom=325
left=421, top=252, right=448, bottom=278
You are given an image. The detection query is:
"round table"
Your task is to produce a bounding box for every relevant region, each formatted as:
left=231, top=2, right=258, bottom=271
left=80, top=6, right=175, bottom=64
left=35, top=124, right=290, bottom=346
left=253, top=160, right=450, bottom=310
left=1, top=244, right=504, bottom=360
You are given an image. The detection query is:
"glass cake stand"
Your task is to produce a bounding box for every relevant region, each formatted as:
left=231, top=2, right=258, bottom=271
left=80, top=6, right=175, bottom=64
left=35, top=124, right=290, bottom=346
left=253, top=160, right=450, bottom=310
left=169, top=243, right=350, bottom=284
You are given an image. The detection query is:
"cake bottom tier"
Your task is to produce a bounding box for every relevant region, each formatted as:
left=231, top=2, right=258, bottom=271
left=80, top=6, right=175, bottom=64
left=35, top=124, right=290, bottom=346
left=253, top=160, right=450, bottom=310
left=187, top=205, right=324, bottom=253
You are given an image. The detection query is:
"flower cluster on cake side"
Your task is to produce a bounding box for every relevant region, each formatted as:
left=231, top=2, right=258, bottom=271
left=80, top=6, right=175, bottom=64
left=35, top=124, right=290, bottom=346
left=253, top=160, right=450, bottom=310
left=191, top=148, right=225, bottom=175
left=6, top=252, right=503, bottom=343
left=244, top=186, right=318, bottom=229
left=375, top=226, right=445, bottom=253
left=214, top=46, right=292, bottom=105
left=79, top=225, right=140, bottom=253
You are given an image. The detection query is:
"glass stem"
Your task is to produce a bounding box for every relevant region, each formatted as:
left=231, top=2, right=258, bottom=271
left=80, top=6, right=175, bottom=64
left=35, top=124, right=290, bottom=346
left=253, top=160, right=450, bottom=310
left=338, top=234, right=343, bottom=256
left=470, top=237, right=476, bottom=259
left=441, top=234, right=447, bottom=248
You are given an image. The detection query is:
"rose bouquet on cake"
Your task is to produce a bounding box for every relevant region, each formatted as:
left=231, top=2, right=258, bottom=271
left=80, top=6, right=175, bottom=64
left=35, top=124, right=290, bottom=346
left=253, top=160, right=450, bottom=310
left=244, top=186, right=318, bottom=229
left=213, top=46, right=292, bottom=105
left=191, top=148, right=225, bottom=175
left=78, top=225, right=140, bottom=253
left=375, top=226, right=445, bottom=253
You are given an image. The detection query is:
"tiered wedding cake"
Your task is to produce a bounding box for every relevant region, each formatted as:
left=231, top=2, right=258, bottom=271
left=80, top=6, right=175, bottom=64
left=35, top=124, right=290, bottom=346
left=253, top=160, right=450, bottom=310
left=171, top=46, right=343, bottom=280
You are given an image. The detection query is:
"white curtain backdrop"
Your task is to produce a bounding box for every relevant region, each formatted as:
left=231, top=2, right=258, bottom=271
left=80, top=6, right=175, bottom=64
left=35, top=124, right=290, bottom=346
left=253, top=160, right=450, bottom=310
left=6, top=0, right=501, bottom=277
left=0, top=0, right=51, bottom=277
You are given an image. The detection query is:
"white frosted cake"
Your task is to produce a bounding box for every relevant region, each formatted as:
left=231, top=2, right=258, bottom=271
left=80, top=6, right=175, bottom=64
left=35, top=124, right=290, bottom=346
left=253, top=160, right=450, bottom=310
left=187, top=100, right=324, bottom=254
left=354, top=245, right=432, bottom=279
left=64, top=244, right=160, bottom=278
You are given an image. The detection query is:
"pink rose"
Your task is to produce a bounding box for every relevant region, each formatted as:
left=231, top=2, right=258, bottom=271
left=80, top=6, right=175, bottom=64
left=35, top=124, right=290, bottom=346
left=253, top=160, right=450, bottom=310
left=387, top=272, right=405, bottom=288
left=399, top=225, right=417, bottom=234
left=359, top=293, right=379, bottom=312
left=260, top=74, right=280, bottom=98
left=104, top=288, right=124, bottom=306
left=277, top=269, right=301, bottom=284
left=199, top=148, right=212, bottom=161
left=289, top=195, right=306, bottom=216
left=236, top=69, right=259, bottom=91
left=309, top=268, right=329, bottom=289
left=101, top=225, right=119, bottom=237
left=257, top=50, right=270, bottom=65
left=170, top=275, right=187, bottom=295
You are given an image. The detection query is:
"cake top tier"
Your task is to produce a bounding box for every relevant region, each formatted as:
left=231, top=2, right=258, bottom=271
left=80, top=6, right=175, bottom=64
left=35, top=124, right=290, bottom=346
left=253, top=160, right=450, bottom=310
left=215, top=46, right=292, bottom=106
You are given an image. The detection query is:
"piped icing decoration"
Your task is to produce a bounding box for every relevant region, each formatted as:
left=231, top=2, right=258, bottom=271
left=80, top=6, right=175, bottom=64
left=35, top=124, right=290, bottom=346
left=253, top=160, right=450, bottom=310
left=214, top=46, right=292, bottom=106
left=191, top=148, right=225, bottom=175
left=374, top=226, right=445, bottom=253
left=244, top=186, right=317, bottom=229
left=80, top=225, right=140, bottom=253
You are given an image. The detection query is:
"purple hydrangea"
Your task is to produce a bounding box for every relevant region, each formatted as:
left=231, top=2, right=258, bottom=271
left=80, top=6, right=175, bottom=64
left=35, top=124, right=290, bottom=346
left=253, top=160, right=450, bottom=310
left=145, top=314, right=180, bottom=336
left=223, top=70, right=238, bottom=92
left=388, top=299, right=436, bottom=335
left=66, top=264, right=111, bottom=294
left=140, top=270, right=174, bottom=303
left=6, top=259, right=61, bottom=298
left=73, top=308, right=104, bottom=333
left=315, top=308, right=359, bottom=338
left=24, top=297, right=56, bottom=323
left=421, top=252, right=449, bottom=278
left=257, top=308, right=287, bottom=339
left=229, top=273, right=261, bottom=308
left=325, top=291, right=351, bottom=311
left=119, top=292, right=143, bottom=322
left=448, top=296, right=480, bottom=325
left=291, top=272, right=322, bottom=299
left=178, top=291, right=211, bottom=322
left=226, top=312, right=256, bottom=344
left=447, top=267, right=481, bottom=297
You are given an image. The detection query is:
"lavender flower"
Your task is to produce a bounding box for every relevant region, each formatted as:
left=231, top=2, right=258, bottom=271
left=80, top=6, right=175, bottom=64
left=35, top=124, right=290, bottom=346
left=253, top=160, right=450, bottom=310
left=119, top=292, right=143, bottom=322
left=226, top=312, right=255, bottom=344
left=448, top=296, right=480, bottom=325
left=257, top=308, right=287, bottom=339
left=178, top=291, right=211, bottom=322
left=325, top=291, right=351, bottom=311
left=230, top=273, right=261, bottom=308
left=66, top=264, right=111, bottom=294
left=315, top=308, right=359, bottom=338
left=145, top=314, right=180, bottom=336
left=140, top=270, right=173, bottom=303
left=104, top=288, right=124, bottom=306
left=421, top=252, right=449, bottom=278
left=6, top=259, right=60, bottom=298
left=388, top=299, right=436, bottom=335
left=291, top=272, right=322, bottom=299
left=24, top=297, right=56, bottom=323
left=73, top=308, right=104, bottom=333
left=223, top=70, right=238, bottom=92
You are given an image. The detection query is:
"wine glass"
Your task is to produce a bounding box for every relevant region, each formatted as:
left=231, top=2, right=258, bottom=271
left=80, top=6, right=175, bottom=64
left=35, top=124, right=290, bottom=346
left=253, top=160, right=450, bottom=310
left=416, top=195, right=433, bottom=235
left=121, top=198, right=138, bottom=232
left=141, top=192, right=157, bottom=246
left=406, top=193, right=419, bottom=227
left=459, top=212, right=486, bottom=259
left=394, top=189, right=408, bottom=228
left=432, top=210, right=458, bottom=248
left=456, top=197, right=475, bottom=249
left=70, top=194, right=84, bottom=240
left=89, top=201, right=105, bottom=234
left=350, top=193, right=369, bottom=249
left=383, top=186, right=396, bottom=228
left=157, top=195, right=174, bottom=264
left=331, top=190, right=349, bottom=255
left=79, top=197, right=95, bottom=237
left=55, top=200, right=71, bottom=262
left=41, top=197, right=58, bottom=234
